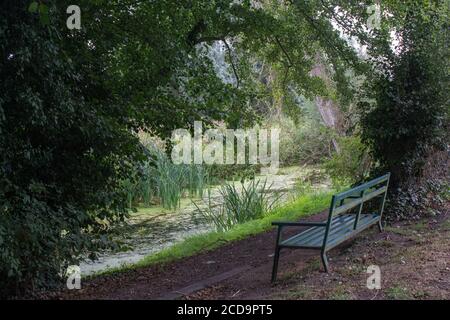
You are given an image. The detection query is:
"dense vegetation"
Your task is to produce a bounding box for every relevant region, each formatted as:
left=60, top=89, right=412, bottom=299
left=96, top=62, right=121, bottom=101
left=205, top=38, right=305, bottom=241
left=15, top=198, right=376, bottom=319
left=0, top=0, right=448, bottom=297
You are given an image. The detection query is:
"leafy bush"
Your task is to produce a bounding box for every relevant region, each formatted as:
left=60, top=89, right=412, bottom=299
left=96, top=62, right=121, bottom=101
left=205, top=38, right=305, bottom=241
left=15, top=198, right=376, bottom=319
left=276, top=116, right=332, bottom=166
left=194, top=179, right=279, bottom=232
left=359, top=3, right=448, bottom=185
left=323, top=136, right=371, bottom=187
left=358, top=3, right=449, bottom=218
left=0, top=1, right=142, bottom=297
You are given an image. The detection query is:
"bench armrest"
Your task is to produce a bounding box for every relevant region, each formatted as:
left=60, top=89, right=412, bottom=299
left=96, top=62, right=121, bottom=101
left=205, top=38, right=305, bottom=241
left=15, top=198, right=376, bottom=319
left=271, top=221, right=327, bottom=227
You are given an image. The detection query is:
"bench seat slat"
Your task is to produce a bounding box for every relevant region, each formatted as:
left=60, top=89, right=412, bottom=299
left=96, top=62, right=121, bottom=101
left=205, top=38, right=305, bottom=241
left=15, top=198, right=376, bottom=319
left=280, top=213, right=380, bottom=249
left=280, top=215, right=353, bottom=246
left=334, top=173, right=390, bottom=202
left=333, top=198, right=363, bottom=215
left=333, top=186, right=387, bottom=215
left=362, top=186, right=387, bottom=202
left=311, top=213, right=379, bottom=248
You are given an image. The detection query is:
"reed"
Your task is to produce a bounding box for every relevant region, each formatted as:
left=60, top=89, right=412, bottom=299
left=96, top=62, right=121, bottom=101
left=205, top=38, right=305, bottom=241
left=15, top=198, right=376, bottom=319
left=194, top=179, right=280, bottom=232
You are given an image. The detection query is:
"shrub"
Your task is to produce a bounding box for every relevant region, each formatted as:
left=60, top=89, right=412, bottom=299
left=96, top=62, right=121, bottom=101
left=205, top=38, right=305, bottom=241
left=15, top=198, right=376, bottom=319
left=357, top=2, right=449, bottom=218
left=275, top=116, right=332, bottom=166
left=323, top=136, right=371, bottom=187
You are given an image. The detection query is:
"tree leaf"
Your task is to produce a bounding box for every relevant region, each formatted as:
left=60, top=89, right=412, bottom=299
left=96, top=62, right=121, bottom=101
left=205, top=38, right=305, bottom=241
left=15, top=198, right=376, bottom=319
left=28, top=1, right=38, bottom=13
left=39, top=4, right=50, bottom=25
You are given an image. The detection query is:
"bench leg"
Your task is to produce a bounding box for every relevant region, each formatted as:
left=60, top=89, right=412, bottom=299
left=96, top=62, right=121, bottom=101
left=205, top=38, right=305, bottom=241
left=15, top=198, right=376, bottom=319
left=271, top=247, right=281, bottom=282
left=320, top=251, right=329, bottom=273
left=377, top=220, right=383, bottom=232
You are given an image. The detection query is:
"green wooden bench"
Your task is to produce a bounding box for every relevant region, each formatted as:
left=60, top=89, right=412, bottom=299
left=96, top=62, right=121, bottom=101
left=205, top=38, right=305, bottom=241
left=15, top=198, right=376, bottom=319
left=271, top=173, right=390, bottom=282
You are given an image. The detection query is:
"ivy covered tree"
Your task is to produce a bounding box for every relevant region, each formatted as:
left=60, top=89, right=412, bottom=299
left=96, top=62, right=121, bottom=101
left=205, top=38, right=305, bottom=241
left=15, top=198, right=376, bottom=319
left=356, top=1, right=449, bottom=218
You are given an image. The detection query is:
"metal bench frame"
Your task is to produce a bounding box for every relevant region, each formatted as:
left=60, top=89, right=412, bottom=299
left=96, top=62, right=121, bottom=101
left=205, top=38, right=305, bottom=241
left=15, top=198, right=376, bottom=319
left=271, top=173, right=390, bottom=282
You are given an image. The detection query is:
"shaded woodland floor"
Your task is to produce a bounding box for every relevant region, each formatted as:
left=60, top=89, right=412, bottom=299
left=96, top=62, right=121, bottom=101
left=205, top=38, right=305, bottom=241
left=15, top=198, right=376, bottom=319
left=53, top=202, right=450, bottom=300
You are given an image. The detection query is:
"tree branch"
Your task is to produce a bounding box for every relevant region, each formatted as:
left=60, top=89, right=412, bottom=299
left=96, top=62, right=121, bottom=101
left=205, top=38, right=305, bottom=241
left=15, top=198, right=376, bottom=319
left=222, top=39, right=240, bottom=88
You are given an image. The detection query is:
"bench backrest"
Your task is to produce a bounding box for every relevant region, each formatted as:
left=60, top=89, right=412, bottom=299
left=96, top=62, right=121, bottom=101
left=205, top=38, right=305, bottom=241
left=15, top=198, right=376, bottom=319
left=322, top=173, right=390, bottom=247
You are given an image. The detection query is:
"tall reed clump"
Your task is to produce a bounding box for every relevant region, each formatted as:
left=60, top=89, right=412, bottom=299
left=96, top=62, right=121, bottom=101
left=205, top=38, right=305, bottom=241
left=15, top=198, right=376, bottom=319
left=152, top=150, right=185, bottom=209
left=194, top=179, right=280, bottom=232
left=124, top=146, right=210, bottom=210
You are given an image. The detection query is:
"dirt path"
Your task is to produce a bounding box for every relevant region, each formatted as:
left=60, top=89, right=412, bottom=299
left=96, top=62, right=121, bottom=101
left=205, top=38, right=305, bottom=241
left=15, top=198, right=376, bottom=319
left=57, top=204, right=449, bottom=300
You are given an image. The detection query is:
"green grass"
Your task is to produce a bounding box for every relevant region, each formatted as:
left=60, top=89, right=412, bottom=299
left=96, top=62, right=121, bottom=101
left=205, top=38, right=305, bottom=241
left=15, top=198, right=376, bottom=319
left=94, top=190, right=335, bottom=277
left=329, top=286, right=353, bottom=300
left=386, top=286, right=413, bottom=300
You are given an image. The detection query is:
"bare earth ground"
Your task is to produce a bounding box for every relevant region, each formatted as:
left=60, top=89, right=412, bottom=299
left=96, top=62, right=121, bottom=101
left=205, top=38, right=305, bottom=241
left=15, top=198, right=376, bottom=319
left=55, top=202, right=450, bottom=300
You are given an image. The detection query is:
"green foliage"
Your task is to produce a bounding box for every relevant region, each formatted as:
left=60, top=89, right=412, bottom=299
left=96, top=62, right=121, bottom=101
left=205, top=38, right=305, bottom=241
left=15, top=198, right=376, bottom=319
left=359, top=2, right=448, bottom=183
left=0, top=0, right=142, bottom=297
left=386, top=286, right=412, bottom=300
left=152, top=153, right=209, bottom=210
left=194, top=179, right=279, bottom=232
left=276, top=115, right=332, bottom=166
left=356, top=1, right=449, bottom=217
left=295, top=178, right=314, bottom=196
left=323, top=136, right=371, bottom=187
